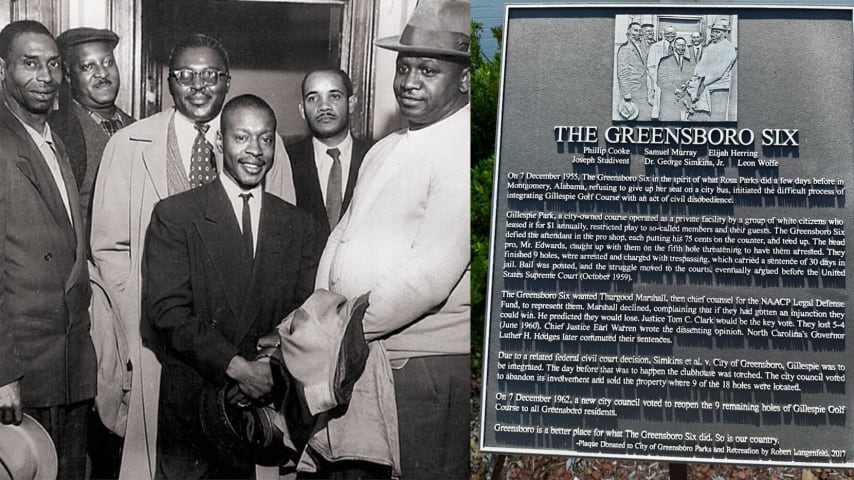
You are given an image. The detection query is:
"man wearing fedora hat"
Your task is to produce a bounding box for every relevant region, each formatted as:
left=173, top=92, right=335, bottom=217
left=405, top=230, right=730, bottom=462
left=315, top=0, right=470, bottom=478
left=50, top=27, right=134, bottom=238
left=690, top=18, right=737, bottom=121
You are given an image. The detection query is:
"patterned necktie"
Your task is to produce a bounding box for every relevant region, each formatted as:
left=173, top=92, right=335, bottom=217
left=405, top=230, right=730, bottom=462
left=325, top=148, right=342, bottom=229
left=100, top=118, right=124, bottom=136
left=240, top=193, right=253, bottom=259
left=189, top=123, right=217, bottom=188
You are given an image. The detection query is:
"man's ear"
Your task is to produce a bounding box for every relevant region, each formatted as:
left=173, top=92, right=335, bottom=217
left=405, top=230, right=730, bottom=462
left=347, top=95, right=357, bottom=115
left=0, top=58, right=6, bottom=82
left=61, top=61, right=71, bottom=85
left=298, top=101, right=306, bottom=120
left=459, top=67, right=470, bottom=94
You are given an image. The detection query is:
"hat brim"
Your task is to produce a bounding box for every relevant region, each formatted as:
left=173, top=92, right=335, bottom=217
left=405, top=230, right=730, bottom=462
left=56, top=30, right=120, bottom=52
left=24, top=415, right=57, bottom=480
left=0, top=414, right=58, bottom=480
left=375, top=35, right=470, bottom=58
left=618, top=100, right=639, bottom=120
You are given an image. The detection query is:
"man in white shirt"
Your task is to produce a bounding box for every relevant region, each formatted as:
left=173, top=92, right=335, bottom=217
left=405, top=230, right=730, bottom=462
left=690, top=19, right=738, bottom=121
left=688, top=31, right=704, bottom=63
left=315, top=0, right=471, bottom=477
left=288, top=69, right=369, bottom=247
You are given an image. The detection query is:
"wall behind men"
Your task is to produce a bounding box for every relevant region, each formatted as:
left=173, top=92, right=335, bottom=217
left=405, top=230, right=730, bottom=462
left=62, top=0, right=418, bottom=143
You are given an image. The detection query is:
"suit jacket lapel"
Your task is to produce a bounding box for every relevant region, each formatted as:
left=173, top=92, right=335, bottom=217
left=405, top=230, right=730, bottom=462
left=233, top=198, right=289, bottom=345
left=195, top=179, right=252, bottom=320
left=140, top=110, right=174, bottom=200
left=303, top=143, right=325, bottom=213
left=0, top=105, right=76, bottom=246
left=342, top=139, right=366, bottom=211
left=54, top=137, right=89, bottom=292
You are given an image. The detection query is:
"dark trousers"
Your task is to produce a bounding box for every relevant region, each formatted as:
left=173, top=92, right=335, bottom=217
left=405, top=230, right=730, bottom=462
left=88, top=406, right=124, bottom=480
left=24, top=399, right=91, bottom=480
left=392, top=355, right=469, bottom=480
left=296, top=459, right=392, bottom=479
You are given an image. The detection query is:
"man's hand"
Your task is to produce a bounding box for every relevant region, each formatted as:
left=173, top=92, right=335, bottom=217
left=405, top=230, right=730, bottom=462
left=226, top=356, right=273, bottom=400
left=647, top=88, right=657, bottom=106
left=0, top=380, right=22, bottom=425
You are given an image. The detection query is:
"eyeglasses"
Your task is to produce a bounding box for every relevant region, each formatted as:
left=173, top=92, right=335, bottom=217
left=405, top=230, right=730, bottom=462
left=169, top=68, right=229, bottom=87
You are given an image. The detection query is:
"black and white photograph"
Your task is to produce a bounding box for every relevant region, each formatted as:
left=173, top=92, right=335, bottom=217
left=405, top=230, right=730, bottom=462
left=0, top=1, right=471, bottom=479
left=613, top=14, right=738, bottom=122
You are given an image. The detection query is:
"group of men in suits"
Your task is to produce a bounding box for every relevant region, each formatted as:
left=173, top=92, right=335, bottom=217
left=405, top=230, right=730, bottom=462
left=0, top=0, right=471, bottom=478
left=617, top=17, right=735, bottom=122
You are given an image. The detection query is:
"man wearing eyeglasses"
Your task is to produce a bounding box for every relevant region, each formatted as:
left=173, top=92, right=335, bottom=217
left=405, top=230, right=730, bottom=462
left=90, top=33, right=296, bottom=480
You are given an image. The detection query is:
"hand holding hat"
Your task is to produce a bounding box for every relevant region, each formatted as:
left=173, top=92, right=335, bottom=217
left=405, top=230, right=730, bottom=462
left=0, top=382, right=21, bottom=427
left=278, top=290, right=370, bottom=416
left=0, top=414, right=57, bottom=480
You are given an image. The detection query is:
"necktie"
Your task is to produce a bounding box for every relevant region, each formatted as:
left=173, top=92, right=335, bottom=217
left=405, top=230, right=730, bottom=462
left=100, top=118, right=124, bottom=136
left=325, top=148, right=342, bottom=229
left=240, top=193, right=253, bottom=259
left=189, top=123, right=217, bottom=188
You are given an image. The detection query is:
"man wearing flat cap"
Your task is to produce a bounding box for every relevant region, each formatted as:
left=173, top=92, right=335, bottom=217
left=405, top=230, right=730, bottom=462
left=51, top=27, right=133, bottom=236
left=315, top=0, right=470, bottom=478
left=49, top=27, right=133, bottom=478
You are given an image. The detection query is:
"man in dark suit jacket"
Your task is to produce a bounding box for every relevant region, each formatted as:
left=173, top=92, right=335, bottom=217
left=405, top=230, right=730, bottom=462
left=0, top=20, right=96, bottom=480
left=688, top=31, right=705, bottom=64
left=289, top=69, right=368, bottom=245
left=142, top=95, right=318, bottom=479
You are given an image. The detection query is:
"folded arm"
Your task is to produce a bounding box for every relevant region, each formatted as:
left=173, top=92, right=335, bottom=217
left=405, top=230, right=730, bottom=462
left=361, top=163, right=470, bottom=340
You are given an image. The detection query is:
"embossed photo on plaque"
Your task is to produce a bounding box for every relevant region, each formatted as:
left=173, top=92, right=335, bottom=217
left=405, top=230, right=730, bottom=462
left=613, top=14, right=738, bottom=122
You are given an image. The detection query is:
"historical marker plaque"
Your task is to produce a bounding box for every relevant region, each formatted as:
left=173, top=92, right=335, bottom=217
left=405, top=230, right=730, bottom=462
left=480, top=4, right=854, bottom=466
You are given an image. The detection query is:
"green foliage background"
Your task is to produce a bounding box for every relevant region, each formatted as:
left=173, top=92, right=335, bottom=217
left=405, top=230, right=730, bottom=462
left=471, top=21, right=502, bottom=370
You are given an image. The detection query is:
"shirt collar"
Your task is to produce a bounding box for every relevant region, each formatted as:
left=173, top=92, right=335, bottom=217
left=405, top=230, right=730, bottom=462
left=312, top=132, right=352, bottom=156
left=406, top=104, right=469, bottom=138
left=173, top=108, right=220, bottom=134
left=220, top=170, right=263, bottom=198
left=7, top=102, right=53, bottom=146
left=74, top=98, right=122, bottom=122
